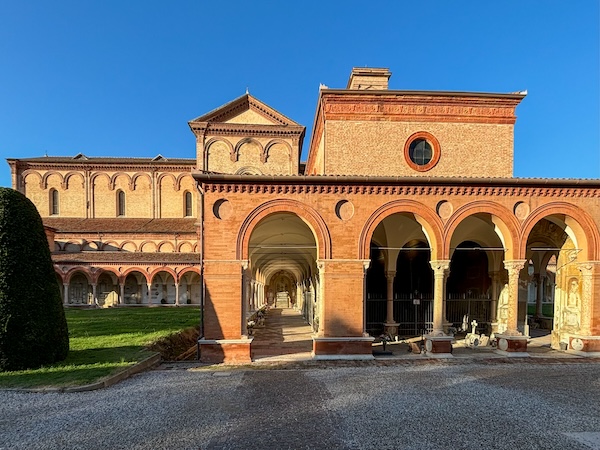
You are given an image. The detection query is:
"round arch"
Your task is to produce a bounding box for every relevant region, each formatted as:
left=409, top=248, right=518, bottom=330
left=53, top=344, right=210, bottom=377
left=92, top=267, right=122, bottom=284
left=519, top=202, right=600, bottom=261
left=359, top=200, right=444, bottom=260
left=237, top=199, right=331, bottom=260
left=121, top=267, right=151, bottom=284
left=444, top=201, right=520, bottom=260
left=64, top=267, right=93, bottom=284
left=63, top=171, right=85, bottom=189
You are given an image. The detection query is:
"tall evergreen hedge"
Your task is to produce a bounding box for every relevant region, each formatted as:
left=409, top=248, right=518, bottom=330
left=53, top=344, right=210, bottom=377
left=0, top=187, right=69, bottom=371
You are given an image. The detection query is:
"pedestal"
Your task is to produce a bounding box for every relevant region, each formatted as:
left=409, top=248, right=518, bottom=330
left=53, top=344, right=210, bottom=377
left=312, top=336, right=375, bottom=360
left=197, top=338, right=253, bottom=364
left=495, top=334, right=529, bottom=357
left=424, top=335, right=454, bottom=356
left=383, top=322, right=399, bottom=338
left=568, top=335, right=600, bottom=357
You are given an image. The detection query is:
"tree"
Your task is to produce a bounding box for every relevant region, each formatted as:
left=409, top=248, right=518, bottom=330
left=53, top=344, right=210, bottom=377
left=0, top=187, right=69, bottom=371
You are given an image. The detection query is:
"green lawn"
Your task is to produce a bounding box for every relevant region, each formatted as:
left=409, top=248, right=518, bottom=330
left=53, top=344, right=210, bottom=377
left=527, top=304, right=554, bottom=317
left=0, top=307, right=200, bottom=389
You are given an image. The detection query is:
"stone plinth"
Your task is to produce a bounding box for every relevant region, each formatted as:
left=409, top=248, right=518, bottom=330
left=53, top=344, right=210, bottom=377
left=312, top=336, right=375, bottom=360
left=495, top=334, right=529, bottom=356
left=424, top=335, right=454, bottom=355
left=383, top=322, right=399, bottom=337
left=569, top=335, right=600, bottom=357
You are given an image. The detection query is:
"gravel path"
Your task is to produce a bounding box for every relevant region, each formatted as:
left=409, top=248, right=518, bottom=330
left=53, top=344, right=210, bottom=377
left=1, top=361, right=599, bottom=449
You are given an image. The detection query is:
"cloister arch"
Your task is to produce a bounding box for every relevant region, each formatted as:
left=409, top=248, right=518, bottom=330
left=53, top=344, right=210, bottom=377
left=359, top=200, right=444, bottom=260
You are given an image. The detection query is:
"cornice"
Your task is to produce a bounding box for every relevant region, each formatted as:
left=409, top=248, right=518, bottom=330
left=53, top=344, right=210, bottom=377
left=189, top=122, right=305, bottom=139
left=193, top=173, right=600, bottom=198
left=320, top=93, right=522, bottom=125
left=15, top=161, right=196, bottom=172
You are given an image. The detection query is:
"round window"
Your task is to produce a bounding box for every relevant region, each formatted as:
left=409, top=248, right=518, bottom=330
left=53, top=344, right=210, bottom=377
left=404, top=132, right=440, bottom=172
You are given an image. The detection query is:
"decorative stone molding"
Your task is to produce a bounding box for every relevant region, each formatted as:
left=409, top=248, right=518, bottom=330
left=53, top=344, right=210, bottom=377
left=201, top=182, right=599, bottom=198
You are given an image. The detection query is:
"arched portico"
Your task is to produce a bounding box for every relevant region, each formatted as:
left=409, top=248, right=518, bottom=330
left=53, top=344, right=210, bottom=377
left=521, top=204, right=600, bottom=352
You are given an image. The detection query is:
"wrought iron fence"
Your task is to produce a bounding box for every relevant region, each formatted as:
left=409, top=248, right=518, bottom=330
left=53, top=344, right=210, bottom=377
left=366, top=294, right=433, bottom=338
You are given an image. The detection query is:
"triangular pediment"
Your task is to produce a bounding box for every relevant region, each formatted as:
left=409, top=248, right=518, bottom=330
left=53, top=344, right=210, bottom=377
left=189, top=94, right=300, bottom=127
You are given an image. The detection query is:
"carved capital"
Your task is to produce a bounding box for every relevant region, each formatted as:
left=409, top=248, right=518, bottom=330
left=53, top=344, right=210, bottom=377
left=430, top=260, right=450, bottom=276
left=503, top=260, right=526, bottom=278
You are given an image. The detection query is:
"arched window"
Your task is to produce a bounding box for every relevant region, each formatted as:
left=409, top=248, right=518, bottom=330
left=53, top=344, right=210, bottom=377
left=117, top=190, right=125, bottom=217
left=49, top=188, right=59, bottom=215
left=184, top=191, right=192, bottom=217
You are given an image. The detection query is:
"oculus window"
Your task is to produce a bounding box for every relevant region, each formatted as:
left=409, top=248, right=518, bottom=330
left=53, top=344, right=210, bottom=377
left=404, top=132, right=440, bottom=172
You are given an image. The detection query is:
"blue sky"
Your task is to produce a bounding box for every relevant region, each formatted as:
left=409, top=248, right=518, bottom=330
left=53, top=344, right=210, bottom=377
left=1, top=1, right=598, bottom=187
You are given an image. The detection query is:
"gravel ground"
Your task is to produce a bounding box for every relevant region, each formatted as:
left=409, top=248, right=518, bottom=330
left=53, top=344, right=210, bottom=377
left=1, top=361, right=600, bottom=449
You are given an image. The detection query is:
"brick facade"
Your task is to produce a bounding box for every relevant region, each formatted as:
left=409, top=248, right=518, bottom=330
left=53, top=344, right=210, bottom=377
left=7, top=67, right=600, bottom=362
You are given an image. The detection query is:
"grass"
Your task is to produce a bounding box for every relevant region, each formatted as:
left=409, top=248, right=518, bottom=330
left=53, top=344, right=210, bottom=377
left=527, top=303, right=554, bottom=317
left=0, top=307, right=200, bottom=389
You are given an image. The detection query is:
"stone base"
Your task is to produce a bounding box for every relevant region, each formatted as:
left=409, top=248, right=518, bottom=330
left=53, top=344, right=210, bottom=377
left=312, top=336, right=375, bottom=360
left=424, top=335, right=454, bottom=355
left=197, top=338, right=253, bottom=364
left=569, top=335, right=600, bottom=356
left=495, top=334, right=529, bottom=354
left=383, top=322, right=399, bottom=337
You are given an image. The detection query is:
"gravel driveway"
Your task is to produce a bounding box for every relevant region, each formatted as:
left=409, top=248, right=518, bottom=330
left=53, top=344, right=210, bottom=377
left=1, top=360, right=599, bottom=449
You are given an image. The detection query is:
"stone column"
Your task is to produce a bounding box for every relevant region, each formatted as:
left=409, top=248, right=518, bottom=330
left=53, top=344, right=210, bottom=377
left=578, top=263, right=593, bottom=336
left=489, top=271, right=499, bottom=331
left=383, top=271, right=399, bottom=336
left=175, top=283, right=180, bottom=306
left=63, top=283, right=69, bottom=305
left=119, top=283, right=125, bottom=305
left=91, top=283, right=98, bottom=306
left=146, top=283, right=152, bottom=304
left=503, top=260, right=526, bottom=335
left=535, top=274, right=545, bottom=318
left=426, top=260, right=452, bottom=354
left=430, top=260, right=450, bottom=335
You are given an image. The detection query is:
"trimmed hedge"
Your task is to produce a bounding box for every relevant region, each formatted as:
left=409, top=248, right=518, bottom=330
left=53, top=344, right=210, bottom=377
left=0, top=187, right=69, bottom=371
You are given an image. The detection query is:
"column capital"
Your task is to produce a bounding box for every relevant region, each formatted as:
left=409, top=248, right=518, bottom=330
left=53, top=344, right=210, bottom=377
left=240, top=259, right=249, bottom=270
left=503, top=259, right=527, bottom=277
left=385, top=270, right=396, bottom=279
left=430, top=260, right=450, bottom=273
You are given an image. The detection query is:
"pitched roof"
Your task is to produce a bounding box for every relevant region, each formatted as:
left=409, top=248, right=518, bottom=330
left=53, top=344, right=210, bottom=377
left=43, top=218, right=197, bottom=233
left=188, top=93, right=302, bottom=126
left=52, top=252, right=201, bottom=264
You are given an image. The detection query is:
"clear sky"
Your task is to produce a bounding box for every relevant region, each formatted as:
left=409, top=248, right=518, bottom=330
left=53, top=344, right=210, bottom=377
left=1, top=0, right=598, bottom=188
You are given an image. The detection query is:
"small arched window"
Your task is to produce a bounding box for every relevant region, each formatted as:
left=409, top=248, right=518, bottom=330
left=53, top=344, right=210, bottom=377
left=117, top=190, right=125, bottom=217
left=49, top=188, right=59, bottom=215
left=184, top=191, right=193, bottom=217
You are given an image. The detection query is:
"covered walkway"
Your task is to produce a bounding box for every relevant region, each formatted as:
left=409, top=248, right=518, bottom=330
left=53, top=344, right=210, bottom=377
left=251, top=307, right=314, bottom=362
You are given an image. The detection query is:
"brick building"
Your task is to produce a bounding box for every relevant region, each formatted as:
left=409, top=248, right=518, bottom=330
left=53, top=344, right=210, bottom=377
left=7, top=67, right=600, bottom=362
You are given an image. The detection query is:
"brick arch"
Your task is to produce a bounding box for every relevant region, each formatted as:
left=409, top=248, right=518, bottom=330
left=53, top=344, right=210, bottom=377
left=63, top=171, right=85, bottom=189
left=54, top=268, right=66, bottom=284
left=90, top=172, right=111, bottom=188
left=237, top=199, right=331, bottom=260
left=178, top=267, right=201, bottom=281
left=176, top=173, right=195, bottom=191
left=93, top=267, right=122, bottom=284
left=443, top=201, right=520, bottom=260
left=22, top=169, right=43, bottom=188
left=235, top=137, right=263, bottom=163
left=263, top=139, right=292, bottom=163
left=64, top=267, right=93, bottom=284
left=149, top=267, right=177, bottom=283
left=121, top=268, right=151, bottom=284
left=110, top=172, right=132, bottom=191
left=359, top=200, right=444, bottom=260
left=205, top=137, right=234, bottom=164
left=157, top=241, right=175, bottom=252
left=520, top=202, right=600, bottom=260
left=119, top=240, right=138, bottom=251
left=131, top=172, right=152, bottom=190
left=41, top=171, right=63, bottom=190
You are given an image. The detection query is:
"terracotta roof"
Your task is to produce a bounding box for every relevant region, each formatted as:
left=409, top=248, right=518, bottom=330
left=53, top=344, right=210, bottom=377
left=9, top=156, right=196, bottom=165
left=52, top=252, right=201, bottom=264
left=43, top=218, right=197, bottom=233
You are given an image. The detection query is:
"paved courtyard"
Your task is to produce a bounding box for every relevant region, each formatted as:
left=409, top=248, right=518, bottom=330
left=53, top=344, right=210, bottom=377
left=2, top=359, right=600, bottom=449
